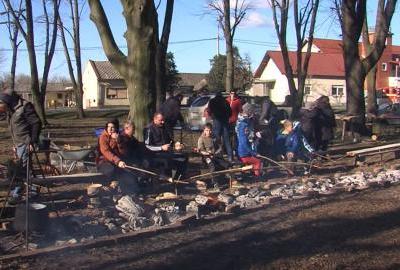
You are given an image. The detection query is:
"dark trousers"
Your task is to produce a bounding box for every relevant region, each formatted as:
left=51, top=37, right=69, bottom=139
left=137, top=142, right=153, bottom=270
left=97, top=161, right=139, bottom=195
left=213, top=119, right=233, bottom=160
left=151, top=151, right=188, bottom=179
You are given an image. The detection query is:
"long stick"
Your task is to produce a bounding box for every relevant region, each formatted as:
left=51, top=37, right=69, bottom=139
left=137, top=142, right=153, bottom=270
left=124, top=165, right=159, bottom=176
left=124, top=165, right=189, bottom=184
left=187, top=165, right=253, bottom=181
left=257, top=155, right=294, bottom=175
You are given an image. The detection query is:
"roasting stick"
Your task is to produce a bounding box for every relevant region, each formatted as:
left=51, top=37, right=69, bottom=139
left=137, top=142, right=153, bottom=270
left=187, top=165, right=253, bottom=182
left=124, top=165, right=189, bottom=184
left=257, top=155, right=294, bottom=175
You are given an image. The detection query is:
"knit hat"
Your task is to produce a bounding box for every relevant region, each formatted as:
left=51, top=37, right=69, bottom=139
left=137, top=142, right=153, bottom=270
left=242, top=103, right=255, bottom=115
left=0, top=93, right=12, bottom=106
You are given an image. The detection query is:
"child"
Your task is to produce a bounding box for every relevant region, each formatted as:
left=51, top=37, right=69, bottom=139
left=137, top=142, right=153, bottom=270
left=236, top=104, right=262, bottom=177
left=275, top=120, right=314, bottom=162
left=197, top=123, right=229, bottom=173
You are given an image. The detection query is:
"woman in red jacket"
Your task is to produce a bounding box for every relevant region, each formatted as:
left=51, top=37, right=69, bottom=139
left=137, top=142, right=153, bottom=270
left=97, top=119, right=139, bottom=195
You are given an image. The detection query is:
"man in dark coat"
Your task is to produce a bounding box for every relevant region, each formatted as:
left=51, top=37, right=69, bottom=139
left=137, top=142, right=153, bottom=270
left=160, top=93, right=184, bottom=139
left=207, top=92, right=233, bottom=162
left=299, top=106, right=319, bottom=149
left=259, top=96, right=279, bottom=136
left=0, top=90, right=41, bottom=169
left=144, top=112, right=188, bottom=179
left=314, top=96, right=336, bottom=151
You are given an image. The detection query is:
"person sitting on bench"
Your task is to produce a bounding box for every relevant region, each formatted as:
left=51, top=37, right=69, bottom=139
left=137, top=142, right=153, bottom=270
left=97, top=119, right=139, bottom=195
left=197, top=123, right=229, bottom=186
left=144, top=112, right=188, bottom=180
left=119, top=120, right=148, bottom=167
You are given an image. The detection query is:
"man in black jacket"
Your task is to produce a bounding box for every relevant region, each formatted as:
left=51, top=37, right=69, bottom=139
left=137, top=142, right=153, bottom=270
left=144, top=112, right=188, bottom=179
left=160, top=93, right=184, bottom=139
left=207, top=92, right=233, bottom=162
left=0, top=91, right=41, bottom=169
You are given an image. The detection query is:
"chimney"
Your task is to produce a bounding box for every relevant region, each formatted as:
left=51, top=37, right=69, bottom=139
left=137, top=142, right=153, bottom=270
left=386, top=32, right=393, bottom=47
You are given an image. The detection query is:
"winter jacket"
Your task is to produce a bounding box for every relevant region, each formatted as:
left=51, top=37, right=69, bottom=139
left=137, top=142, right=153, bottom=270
left=160, top=96, right=184, bottom=127
left=315, top=101, right=336, bottom=141
left=236, top=115, right=257, bottom=158
left=6, top=95, right=41, bottom=146
left=226, top=96, right=242, bottom=124
left=208, top=95, right=232, bottom=122
left=97, top=130, right=122, bottom=166
left=144, top=122, right=172, bottom=152
left=259, top=98, right=278, bottom=125
left=197, top=135, right=215, bottom=154
left=118, top=132, right=146, bottom=164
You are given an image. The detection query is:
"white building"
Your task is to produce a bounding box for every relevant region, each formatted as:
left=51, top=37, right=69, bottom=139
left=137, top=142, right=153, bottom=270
left=82, top=60, right=129, bottom=109
left=249, top=38, right=346, bottom=105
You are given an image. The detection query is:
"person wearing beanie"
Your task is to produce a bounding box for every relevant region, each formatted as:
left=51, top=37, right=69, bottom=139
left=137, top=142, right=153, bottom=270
left=0, top=90, right=42, bottom=170
left=235, top=103, right=262, bottom=178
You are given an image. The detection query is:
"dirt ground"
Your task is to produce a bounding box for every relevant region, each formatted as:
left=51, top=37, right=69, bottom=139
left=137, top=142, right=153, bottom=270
left=1, top=183, right=399, bottom=270
left=1, top=109, right=400, bottom=269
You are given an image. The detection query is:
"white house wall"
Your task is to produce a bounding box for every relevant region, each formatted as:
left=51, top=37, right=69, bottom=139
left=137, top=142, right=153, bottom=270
left=251, top=59, right=346, bottom=105
left=82, top=62, right=99, bottom=109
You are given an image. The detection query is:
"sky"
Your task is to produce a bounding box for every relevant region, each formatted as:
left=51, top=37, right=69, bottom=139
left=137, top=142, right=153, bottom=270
left=0, top=0, right=399, bottom=79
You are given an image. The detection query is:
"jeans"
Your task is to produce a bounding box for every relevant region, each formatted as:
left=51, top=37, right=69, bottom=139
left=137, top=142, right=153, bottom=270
left=212, top=119, right=233, bottom=160
left=16, top=143, right=29, bottom=169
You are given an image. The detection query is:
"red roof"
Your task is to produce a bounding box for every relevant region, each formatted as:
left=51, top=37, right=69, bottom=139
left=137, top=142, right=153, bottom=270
left=312, top=38, right=343, bottom=54
left=255, top=51, right=345, bottom=78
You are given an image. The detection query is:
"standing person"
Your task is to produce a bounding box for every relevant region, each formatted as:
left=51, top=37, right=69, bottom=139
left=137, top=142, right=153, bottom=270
left=259, top=96, right=279, bottom=134
left=97, top=119, right=139, bottom=195
left=299, top=106, right=318, bottom=149
left=236, top=104, right=262, bottom=178
left=226, top=90, right=242, bottom=157
left=314, top=96, right=336, bottom=151
left=160, top=92, right=184, bottom=140
left=207, top=92, right=233, bottom=162
left=0, top=90, right=41, bottom=170
left=144, top=112, right=188, bottom=180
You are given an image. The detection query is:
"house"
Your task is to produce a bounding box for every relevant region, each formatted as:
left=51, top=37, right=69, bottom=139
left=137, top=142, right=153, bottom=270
left=82, top=60, right=128, bottom=109
left=15, top=81, right=74, bottom=108
left=250, top=36, right=400, bottom=105
left=82, top=60, right=208, bottom=108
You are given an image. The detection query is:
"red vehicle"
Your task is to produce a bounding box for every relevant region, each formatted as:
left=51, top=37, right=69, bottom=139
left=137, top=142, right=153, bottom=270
left=378, top=87, right=400, bottom=104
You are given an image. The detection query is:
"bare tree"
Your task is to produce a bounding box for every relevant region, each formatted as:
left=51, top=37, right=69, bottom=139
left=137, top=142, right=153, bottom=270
left=208, top=0, right=249, bottom=92
left=362, top=18, right=378, bottom=116
left=270, top=0, right=320, bottom=119
left=155, top=0, right=174, bottom=109
left=1, top=0, right=23, bottom=92
left=334, top=0, right=397, bottom=132
left=88, top=0, right=157, bottom=140
left=58, top=0, right=85, bottom=118
left=4, top=0, right=60, bottom=125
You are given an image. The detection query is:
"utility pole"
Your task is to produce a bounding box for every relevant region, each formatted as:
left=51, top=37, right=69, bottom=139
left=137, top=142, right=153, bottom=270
left=217, top=19, right=220, bottom=55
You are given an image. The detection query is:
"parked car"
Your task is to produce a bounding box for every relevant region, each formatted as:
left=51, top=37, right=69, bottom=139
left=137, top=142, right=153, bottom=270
left=377, top=103, right=400, bottom=125
left=186, top=93, right=263, bottom=130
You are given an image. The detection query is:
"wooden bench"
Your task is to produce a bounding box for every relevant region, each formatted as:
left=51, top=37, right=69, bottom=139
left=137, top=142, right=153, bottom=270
left=346, top=142, right=400, bottom=166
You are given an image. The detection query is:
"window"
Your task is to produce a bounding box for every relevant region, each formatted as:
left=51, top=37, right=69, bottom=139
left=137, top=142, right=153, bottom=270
left=331, top=85, right=344, bottom=96
left=304, top=84, right=312, bottom=95
left=382, top=63, right=387, bottom=71
left=57, top=93, right=63, bottom=99
left=191, top=96, right=210, bottom=107
left=106, top=88, right=127, bottom=99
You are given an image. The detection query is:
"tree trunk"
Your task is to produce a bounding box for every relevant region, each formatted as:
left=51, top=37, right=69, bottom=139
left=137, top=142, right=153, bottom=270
left=155, top=0, right=174, bottom=110
left=25, top=0, right=46, bottom=125
left=223, top=0, right=233, bottom=92
left=10, top=26, right=18, bottom=92
left=366, top=65, right=378, bottom=115
left=73, top=0, right=85, bottom=118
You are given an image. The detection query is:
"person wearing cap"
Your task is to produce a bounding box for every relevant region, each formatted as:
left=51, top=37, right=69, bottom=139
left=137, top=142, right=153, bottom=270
left=235, top=103, right=262, bottom=177
left=0, top=89, right=41, bottom=169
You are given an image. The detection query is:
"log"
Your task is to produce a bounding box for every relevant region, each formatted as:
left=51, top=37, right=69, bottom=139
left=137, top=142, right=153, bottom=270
left=346, top=142, right=400, bottom=157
